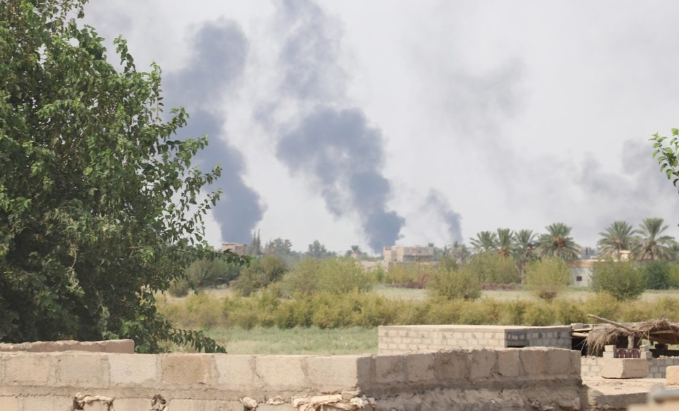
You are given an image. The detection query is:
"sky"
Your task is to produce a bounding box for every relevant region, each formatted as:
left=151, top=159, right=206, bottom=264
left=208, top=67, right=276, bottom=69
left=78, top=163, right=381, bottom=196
left=84, top=0, right=679, bottom=254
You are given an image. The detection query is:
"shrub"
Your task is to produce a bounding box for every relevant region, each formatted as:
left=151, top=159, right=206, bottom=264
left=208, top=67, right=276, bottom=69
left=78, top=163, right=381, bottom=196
left=168, top=278, right=190, bottom=298
left=591, top=260, right=645, bottom=301
left=644, top=261, right=672, bottom=290
left=464, top=252, right=520, bottom=284
left=232, top=255, right=288, bottom=296
left=523, top=303, right=556, bottom=326
left=427, top=265, right=482, bottom=301
left=282, top=257, right=374, bottom=296
left=525, top=258, right=571, bottom=302
left=384, top=263, right=433, bottom=287
left=583, top=293, right=621, bottom=321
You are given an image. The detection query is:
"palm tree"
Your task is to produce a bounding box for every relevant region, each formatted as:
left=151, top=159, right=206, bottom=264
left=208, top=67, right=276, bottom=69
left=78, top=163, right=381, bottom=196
left=470, top=231, right=498, bottom=253
left=514, top=229, right=537, bottom=281
left=496, top=228, right=514, bottom=257
left=597, top=221, right=636, bottom=258
left=537, top=223, right=580, bottom=261
left=632, top=218, right=676, bottom=261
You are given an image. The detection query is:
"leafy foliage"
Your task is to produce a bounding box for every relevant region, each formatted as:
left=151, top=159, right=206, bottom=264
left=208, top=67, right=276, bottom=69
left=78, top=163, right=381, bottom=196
left=591, top=261, right=645, bottom=301
left=282, top=257, right=374, bottom=297
left=632, top=218, right=676, bottom=261
left=464, top=252, right=520, bottom=284
left=0, top=0, right=244, bottom=352
left=231, top=255, right=288, bottom=296
left=524, top=258, right=570, bottom=302
left=427, top=264, right=482, bottom=301
left=643, top=260, right=674, bottom=290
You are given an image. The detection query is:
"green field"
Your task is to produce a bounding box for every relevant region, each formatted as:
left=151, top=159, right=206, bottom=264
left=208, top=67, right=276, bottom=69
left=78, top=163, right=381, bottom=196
left=205, top=326, right=377, bottom=355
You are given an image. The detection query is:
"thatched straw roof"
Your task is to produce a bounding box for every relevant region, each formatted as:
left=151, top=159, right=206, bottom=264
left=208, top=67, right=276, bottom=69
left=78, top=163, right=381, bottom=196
left=585, top=318, right=679, bottom=354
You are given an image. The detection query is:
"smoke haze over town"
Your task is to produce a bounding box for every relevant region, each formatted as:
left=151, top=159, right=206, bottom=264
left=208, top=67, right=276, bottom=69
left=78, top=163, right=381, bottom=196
left=85, top=0, right=679, bottom=253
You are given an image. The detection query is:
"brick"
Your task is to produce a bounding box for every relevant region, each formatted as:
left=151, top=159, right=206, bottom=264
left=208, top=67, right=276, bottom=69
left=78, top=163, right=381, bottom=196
left=0, top=397, right=20, bottom=411
left=435, top=351, right=468, bottom=381
left=546, top=349, right=572, bottom=375
left=601, top=358, right=649, bottom=379
left=405, top=353, right=436, bottom=384
left=520, top=349, right=545, bottom=376
left=666, top=365, right=679, bottom=385
left=497, top=350, right=520, bottom=377
left=307, top=355, right=368, bottom=393
left=2, top=353, right=54, bottom=385
left=56, top=353, right=108, bottom=387
left=256, top=355, right=307, bottom=390
left=375, top=355, right=405, bottom=384
left=21, top=396, right=73, bottom=411
left=469, top=350, right=496, bottom=380
left=109, top=354, right=158, bottom=387
left=162, top=354, right=213, bottom=385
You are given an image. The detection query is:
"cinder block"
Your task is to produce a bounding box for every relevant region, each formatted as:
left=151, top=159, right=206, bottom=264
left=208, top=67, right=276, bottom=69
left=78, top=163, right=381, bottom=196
left=375, top=355, right=405, bottom=384
left=307, top=355, right=368, bottom=393
left=255, top=355, right=308, bottom=390
left=435, top=351, right=468, bottom=381
left=109, top=354, right=158, bottom=387
left=21, top=395, right=74, bottom=411
left=258, top=404, right=296, bottom=411
left=168, top=399, right=244, bottom=411
left=666, top=365, right=679, bottom=385
left=405, top=353, right=436, bottom=384
left=0, top=397, right=20, bottom=411
left=103, top=339, right=135, bottom=353
left=601, top=358, right=649, bottom=379
left=215, top=355, right=253, bottom=390
left=111, top=398, right=152, bottom=411
left=469, top=350, right=496, bottom=380
left=162, top=354, right=213, bottom=385
left=546, top=349, right=572, bottom=376
left=496, top=350, right=520, bottom=377
left=82, top=402, right=109, bottom=411
left=2, top=354, right=54, bottom=385
left=520, top=349, right=545, bottom=376
left=56, top=353, right=108, bottom=387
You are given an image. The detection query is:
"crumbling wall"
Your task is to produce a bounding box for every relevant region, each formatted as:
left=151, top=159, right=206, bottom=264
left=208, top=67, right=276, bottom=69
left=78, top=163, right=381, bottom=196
left=0, top=348, right=583, bottom=411
left=378, top=325, right=571, bottom=354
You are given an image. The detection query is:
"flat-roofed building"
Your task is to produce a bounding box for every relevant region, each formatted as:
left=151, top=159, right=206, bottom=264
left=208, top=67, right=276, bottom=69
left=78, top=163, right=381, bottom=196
left=221, top=242, right=247, bottom=255
left=383, top=246, right=435, bottom=263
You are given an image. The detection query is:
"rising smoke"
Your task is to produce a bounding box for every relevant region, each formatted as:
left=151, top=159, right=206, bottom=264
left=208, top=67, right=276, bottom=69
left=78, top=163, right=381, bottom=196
left=423, top=190, right=463, bottom=244
left=164, top=20, right=264, bottom=243
left=270, top=0, right=405, bottom=252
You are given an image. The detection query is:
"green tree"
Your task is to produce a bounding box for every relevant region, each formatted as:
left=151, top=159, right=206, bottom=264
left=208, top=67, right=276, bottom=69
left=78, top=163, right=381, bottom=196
left=305, top=240, right=335, bottom=259
left=513, top=229, right=537, bottom=281
left=0, top=0, right=242, bottom=351
left=597, top=221, right=636, bottom=258
left=496, top=228, right=514, bottom=257
left=266, top=238, right=294, bottom=256
left=232, top=255, right=287, bottom=296
left=644, top=260, right=672, bottom=290
left=632, top=218, right=676, bottom=261
left=464, top=252, right=520, bottom=284
left=537, top=223, right=581, bottom=261
left=525, top=258, right=571, bottom=302
left=591, top=261, right=645, bottom=301
left=427, top=264, right=482, bottom=301
left=470, top=231, right=498, bottom=253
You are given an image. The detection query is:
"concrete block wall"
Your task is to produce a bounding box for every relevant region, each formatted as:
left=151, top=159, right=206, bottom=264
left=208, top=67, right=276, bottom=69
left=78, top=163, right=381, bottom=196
left=378, top=325, right=571, bottom=354
left=581, top=357, right=679, bottom=379
left=0, top=339, right=134, bottom=353
left=0, top=348, right=583, bottom=411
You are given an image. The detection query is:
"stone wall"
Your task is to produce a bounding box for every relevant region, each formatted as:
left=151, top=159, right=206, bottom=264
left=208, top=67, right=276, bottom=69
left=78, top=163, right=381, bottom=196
left=581, top=356, right=679, bottom=379
left=378, top=325, right=571, bottom=354
left=0, top=348, right=583, bottom=410
left=0, top=340, right=134, bottom=354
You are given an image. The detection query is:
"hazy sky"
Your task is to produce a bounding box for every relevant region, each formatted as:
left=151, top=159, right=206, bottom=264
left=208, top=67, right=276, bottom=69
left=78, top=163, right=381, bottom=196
left=85, top=0, right=679, bottom=253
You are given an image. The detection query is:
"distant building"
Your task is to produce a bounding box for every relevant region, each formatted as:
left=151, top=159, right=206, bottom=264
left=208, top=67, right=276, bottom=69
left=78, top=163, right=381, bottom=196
left=569, top=250, right=631, bottom=287
left=383, top=246, right=435, bottom=263
left=221, top=242, right=247, bottom=255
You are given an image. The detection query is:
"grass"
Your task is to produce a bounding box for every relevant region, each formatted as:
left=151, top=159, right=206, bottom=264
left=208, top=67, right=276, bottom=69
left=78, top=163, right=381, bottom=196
left=205, top=326, right=377, bottom=355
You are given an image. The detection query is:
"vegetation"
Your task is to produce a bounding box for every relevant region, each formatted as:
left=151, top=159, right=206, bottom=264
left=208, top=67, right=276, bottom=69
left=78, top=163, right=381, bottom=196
left=427, top=264, right=482, bottom=301
left=281, top=257, right=374, bottom=297
left=632, top=218, right=676, bottom=261
left=464, top=252, right=520, bottom=284
left=644, top=260, right=674, bottom=290
left=232, top=255, right=288, bottom=296
left=536, top=223, right=581, bottom=261
left=590, top=260, right=646, bottom=301
left=0, top=0, right=245, bottom=352
left=525, top=259, right=570, bottom=302
left=597, top=221, right=636, bottom=258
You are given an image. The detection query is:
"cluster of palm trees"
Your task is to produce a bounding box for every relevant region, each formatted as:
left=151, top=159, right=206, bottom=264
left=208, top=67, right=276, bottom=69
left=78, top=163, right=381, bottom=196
left=470, top=223, right=580, bottom=262
left=468, top=218, right=678, bottom=264
left=597, top=218, right=678, bottom=261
